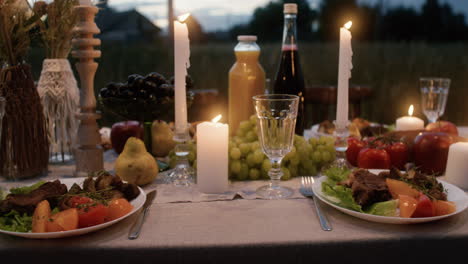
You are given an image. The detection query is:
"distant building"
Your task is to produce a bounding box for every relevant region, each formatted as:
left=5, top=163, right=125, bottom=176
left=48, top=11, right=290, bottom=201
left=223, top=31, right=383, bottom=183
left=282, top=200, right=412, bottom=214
left=95, top=1, right=161, bottom=42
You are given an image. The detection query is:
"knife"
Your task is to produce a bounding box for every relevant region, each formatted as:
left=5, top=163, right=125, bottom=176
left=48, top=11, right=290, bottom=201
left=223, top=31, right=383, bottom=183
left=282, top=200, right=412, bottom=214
left=128, top=190, right=157, bottom=240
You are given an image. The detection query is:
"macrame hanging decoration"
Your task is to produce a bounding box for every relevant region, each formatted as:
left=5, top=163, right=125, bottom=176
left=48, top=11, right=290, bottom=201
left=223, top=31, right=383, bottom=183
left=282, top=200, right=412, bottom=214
left=37, top=59, right=80, bottom=162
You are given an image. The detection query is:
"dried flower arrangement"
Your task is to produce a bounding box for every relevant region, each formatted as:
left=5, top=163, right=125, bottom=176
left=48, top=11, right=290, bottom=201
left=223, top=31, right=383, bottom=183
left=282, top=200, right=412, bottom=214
left=35, top=0, right=79, bottom=59
left=0, top=0, right=49, bottom=179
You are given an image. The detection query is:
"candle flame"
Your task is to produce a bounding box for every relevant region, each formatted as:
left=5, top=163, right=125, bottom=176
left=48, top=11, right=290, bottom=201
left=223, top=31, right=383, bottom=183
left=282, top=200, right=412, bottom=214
left=178, top=13, right=190, bottom=23
left=408, top=105, right=414, bottom=116
left=212, top=114, right=222, bottom=123
left=344, top=21, right=352, bottom=30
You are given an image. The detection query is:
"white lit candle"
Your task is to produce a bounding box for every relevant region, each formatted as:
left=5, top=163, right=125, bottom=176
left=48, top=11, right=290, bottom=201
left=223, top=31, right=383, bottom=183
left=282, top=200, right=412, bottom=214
left=336, top=21, right=353, bottom=129
left=396, top=105, right=425, bottom=131
left=197, top=115, right=229, bottom=193
left=445, top=142, right=468, bottom=189
left=174, top=13, right=191, bottom=135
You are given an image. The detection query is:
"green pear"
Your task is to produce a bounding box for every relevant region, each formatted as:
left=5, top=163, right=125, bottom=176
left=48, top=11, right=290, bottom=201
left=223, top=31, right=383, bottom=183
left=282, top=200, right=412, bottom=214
left=151, top=120, right=176, bottom=157
left=115, top=137, right=158, bottom=186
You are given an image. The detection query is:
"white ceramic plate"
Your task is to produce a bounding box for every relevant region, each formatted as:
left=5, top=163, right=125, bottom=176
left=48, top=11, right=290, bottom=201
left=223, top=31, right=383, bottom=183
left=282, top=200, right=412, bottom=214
left=313, top=170, right=468, bottom=224
left=0, top=178, right=146, bottom=239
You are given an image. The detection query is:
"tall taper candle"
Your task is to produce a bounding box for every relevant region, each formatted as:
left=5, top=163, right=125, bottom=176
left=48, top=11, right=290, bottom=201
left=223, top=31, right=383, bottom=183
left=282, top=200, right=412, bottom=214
left=174, top=14, right=191, bottom=135
left=336, top=21, right=353, bottom=129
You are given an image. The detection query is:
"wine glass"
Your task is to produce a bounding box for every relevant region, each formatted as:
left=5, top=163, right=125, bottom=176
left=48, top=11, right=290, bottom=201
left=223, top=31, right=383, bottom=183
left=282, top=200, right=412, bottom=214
left=331, top=121, right=350, bottom=169
left=420, top=78, right=451, bottom=123
left=253, top=94, right=299, bottom=199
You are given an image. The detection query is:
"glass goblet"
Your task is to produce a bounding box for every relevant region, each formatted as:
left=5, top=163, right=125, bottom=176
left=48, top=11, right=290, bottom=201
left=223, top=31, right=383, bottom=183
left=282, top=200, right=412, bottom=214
left=420, top=77, right=451, bottom=123
left=331, top=122, right=350, bottom=169
left=253, top=94, right=299, bottom=199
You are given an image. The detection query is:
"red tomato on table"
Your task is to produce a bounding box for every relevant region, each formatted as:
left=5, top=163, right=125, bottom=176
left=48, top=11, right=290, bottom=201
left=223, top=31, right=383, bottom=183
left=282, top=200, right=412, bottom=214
left=385, top=142, right=409, bottom=170
left=346, top=137, right=366, bottom=167
left=69, top=196, right=109, bottom=228
left=412, top=194, right=435, bottom=218
left=357, top=148, right=391, bottom=169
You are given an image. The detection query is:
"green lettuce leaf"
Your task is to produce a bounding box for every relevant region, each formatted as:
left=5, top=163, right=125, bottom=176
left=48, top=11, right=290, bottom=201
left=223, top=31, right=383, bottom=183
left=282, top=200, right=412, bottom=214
left=9, top=181, right=46, bottom=195
left=323, top=166, right=351, bottom=185
left=0, top=210, right=32, bottom=233
left=321, top=181, right=363, bottom=212
left=365, top=200, right=398, bottom=216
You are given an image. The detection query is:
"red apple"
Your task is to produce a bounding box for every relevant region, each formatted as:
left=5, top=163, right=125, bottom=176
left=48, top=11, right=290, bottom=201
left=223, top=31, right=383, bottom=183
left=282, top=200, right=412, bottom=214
left=413, top=132, right=454, bottom=175
left=426, top=121, right=458, bottom=136
left=110, top=121, right=144, bottom=154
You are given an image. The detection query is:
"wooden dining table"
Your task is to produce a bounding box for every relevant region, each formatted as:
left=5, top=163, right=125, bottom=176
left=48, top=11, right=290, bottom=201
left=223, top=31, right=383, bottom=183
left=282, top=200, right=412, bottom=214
left=1, top=129, right=468, bottom=264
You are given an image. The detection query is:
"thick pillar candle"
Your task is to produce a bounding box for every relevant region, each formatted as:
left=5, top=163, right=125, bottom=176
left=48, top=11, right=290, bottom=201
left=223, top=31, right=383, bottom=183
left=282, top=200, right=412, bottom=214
left=174, top=14, right=190, bottom=134
left=336, top=21, right=353, bottom=129
left=396, top=105, right=424, bottom=131
left=445, top=142, right=468, bottom=189
left=197, top=115, right=229, bottom=193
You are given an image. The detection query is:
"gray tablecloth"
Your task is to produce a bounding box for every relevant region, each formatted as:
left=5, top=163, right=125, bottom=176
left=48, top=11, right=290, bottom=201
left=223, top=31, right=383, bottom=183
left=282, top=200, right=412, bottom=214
left=1, top=150, right=468, bottom=264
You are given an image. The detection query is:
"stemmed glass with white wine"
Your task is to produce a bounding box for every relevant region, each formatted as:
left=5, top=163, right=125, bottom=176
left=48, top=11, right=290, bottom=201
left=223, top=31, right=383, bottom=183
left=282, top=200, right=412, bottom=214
left=420, top=78, right=451, bottom=123
left=253, top=94, right=299, bottom=199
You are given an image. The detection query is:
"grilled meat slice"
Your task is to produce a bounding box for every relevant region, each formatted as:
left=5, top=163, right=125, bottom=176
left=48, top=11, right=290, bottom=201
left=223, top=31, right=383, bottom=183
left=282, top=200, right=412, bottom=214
left=0, top=180, right=68, bottom=215
left=344, top=169, right=392, bottom=207
left=397, top=169, right=447, bottom=201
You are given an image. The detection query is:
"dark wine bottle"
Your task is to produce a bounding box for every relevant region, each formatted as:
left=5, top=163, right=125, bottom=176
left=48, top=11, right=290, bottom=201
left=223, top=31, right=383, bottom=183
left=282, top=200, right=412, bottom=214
left=272, top=3, right=306, bottom=135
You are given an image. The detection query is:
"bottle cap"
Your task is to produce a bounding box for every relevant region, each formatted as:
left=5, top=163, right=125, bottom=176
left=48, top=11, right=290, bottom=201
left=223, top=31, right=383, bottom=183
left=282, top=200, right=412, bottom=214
left=284, top=3, right=297, bottom=14
left=237, top=35, right=257, bottom=42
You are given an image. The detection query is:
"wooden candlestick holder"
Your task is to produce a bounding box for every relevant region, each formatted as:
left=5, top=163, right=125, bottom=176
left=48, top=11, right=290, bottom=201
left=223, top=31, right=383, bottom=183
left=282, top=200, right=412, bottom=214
left=72, top=3, right=103, bottom=177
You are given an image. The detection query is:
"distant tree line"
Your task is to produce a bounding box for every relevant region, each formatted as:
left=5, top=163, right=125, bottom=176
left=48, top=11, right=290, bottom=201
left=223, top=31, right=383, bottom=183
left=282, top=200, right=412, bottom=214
left=216, top=0, right=468, bottom=42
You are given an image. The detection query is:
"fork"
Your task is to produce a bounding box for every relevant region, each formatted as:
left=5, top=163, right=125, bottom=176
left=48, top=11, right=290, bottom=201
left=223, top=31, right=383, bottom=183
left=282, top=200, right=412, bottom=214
left=300, top=176, right=332, bottom=231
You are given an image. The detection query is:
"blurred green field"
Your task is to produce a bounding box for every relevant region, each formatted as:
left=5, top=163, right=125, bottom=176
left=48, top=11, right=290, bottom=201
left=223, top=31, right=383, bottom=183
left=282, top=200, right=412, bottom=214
left=29, top=42, right=468, bottom=127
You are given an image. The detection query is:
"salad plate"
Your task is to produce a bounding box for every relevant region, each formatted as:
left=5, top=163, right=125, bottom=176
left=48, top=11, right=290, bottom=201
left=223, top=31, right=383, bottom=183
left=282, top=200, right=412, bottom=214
left=312, top=170, right=468, bottom=224
left=0, top=178, right=146, bottom=239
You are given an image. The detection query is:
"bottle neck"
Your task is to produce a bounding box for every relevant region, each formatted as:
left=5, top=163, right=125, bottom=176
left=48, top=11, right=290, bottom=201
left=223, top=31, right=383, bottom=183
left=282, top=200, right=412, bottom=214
left=282, top=13, right=298, bottom=51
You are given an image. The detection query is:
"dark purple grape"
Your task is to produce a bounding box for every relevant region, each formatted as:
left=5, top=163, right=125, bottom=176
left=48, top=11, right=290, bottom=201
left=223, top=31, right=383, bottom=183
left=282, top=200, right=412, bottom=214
left=100, top=87, right=110, bottom=98
left=159, top=84, right=174, bottom=97
left=137, top=89, right=149, bottom=99
left=148, top=93, right=157, bottom=101
left=186, top=75, right=194, bottom=89
left=106, top=82, right=122, bottom=91
left=145, top=72, right=167, bottom=86
left=131, top=76, right=145, bottom=90
left=143, top=80, right=158, bottom=90
left=120, top=89, right=134, bottom=98
left=168, top=75, right=194, bottom=89
left=127, top=74, right=143, bottom=85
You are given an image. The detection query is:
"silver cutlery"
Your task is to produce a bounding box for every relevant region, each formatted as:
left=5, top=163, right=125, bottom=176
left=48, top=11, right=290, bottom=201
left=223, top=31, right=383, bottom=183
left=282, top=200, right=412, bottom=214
left=128, top=189, right=157, bottom=240
left=300, top=177, right=332, bottom=231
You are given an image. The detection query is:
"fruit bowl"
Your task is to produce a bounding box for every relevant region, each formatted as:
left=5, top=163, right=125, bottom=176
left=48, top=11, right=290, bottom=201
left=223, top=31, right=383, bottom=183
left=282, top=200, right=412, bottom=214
left=99, top=72, right=194, bottom=123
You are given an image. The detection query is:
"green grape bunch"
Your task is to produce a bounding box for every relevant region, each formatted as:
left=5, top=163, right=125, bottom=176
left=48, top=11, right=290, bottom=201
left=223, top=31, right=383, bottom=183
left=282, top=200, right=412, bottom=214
left=169, top=115, right=336, bottom=181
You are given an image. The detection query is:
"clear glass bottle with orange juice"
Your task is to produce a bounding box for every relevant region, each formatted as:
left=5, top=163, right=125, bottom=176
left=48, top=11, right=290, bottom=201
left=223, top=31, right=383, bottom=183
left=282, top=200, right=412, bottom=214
left=228, top=35, right=266, bottom=135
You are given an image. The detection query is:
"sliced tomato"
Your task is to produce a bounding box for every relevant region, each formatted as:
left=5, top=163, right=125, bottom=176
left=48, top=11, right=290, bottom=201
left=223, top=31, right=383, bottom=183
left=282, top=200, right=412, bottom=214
left=433, top=200, right=456, bottom=216
left=69, top=196, right=93, bottom=207
left=77, top=204, right=109, bottom=228
left=69, top=196, right=109, bottom=228
left=398, top=194, right=418, bottom=218
left=412, top=194, right=435, bottom=218
left=47, top=208, right=79, bottom=232
left=386, top=178, right=420, bottom=199
left=106, top=198, right=133, bottom=222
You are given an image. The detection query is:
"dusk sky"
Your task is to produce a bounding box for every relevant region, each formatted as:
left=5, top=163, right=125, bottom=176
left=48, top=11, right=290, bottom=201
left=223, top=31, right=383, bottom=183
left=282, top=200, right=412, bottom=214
left=105, top=0, right=468, bottom=32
